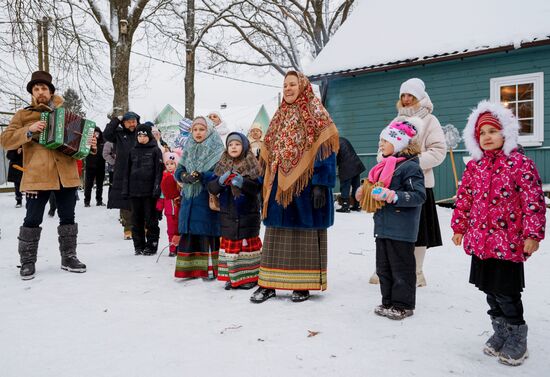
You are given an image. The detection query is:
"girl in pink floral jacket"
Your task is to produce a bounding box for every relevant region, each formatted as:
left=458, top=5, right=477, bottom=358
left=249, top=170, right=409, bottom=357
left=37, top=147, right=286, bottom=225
left=451, top=100, right=546, bottom=367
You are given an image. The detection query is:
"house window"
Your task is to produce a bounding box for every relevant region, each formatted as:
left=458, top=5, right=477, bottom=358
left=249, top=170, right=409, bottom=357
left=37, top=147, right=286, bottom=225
left=490, top=72, right=544, bottom=146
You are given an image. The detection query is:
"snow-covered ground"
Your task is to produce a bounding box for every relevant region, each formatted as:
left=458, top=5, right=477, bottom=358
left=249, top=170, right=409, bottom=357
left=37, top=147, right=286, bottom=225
left=0, top=191, right=548, bottom=377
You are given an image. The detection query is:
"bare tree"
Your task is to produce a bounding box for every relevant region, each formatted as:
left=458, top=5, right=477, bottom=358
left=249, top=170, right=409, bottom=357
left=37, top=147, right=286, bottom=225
left=201, top=0, right=355, bottom=75
left=144, top=0, right=246, bottom=118
left=1, top=0, right=105, bottom=107
left=2, top=0, right=173, bottom=117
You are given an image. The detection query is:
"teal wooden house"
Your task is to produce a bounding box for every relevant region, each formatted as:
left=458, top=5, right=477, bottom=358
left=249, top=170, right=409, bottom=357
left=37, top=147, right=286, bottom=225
left=306, top=0, right=550, bottom=200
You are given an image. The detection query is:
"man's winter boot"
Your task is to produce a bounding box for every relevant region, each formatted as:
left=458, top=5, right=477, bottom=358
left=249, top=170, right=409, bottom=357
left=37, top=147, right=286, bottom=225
left=58, top=224, right=86, bottom=273
left=17, top=226, right=41, bottom=280
left=484, top=316, right=508, bottom=356
left=143, top=238, right=159, bottom=256
left=498, top=323, right=528, bottom=366
left=336, top=199, right=350, bottom=213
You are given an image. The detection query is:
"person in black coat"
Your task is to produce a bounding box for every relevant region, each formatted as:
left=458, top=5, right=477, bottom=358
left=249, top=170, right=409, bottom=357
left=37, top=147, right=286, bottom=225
left=122, top=123, right=163, bottom=255
left=6, top=147, right=24, bottom=207
left=103, top=111, right=139, bottom=239
left=336, top=136, right=366, bottom=212
left=83, top=127, right=106, bottom=206
left=207, top=132, right=262, bottom=290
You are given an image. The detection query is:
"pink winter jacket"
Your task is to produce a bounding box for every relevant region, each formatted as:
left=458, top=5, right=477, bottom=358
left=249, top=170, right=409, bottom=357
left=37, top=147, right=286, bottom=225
left=451, top=149, right=546, bottom=263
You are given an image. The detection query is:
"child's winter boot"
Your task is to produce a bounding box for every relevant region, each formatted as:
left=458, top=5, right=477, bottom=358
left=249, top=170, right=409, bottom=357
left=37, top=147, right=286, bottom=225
left=484, top=316, right=508, bottom=356
left=498, top=323, right=528, bottom=366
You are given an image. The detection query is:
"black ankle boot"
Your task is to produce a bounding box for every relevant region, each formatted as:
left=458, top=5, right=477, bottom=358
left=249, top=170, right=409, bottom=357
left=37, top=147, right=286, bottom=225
left=250, top=287, right=276, bottom=303
left=336, top=199, right=350, bottom=213
left=291, top=290, right=310, bottom=302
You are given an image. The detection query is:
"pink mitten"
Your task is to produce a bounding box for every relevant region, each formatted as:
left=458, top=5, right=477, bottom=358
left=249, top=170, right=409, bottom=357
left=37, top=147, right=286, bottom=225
left=384, top=190, right=397, bottom=203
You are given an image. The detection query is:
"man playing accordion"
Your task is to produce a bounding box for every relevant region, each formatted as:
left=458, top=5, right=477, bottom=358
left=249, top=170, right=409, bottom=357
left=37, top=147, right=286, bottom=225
left=0, top=70, right=97, bottom=280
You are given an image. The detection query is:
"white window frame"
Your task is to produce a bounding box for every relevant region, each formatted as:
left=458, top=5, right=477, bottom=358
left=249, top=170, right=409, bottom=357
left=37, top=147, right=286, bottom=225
left=490, top=72, right=544, bottom=147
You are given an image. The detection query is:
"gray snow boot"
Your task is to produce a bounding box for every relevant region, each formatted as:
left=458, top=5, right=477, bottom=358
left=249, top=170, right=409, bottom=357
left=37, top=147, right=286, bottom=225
left=484, top=316, right=508, bottom=356
left=58, top=224, right=86, bottom=273
left=498, top=323, right=528, bottom=366
left=17, top=226, right=42, bottom=280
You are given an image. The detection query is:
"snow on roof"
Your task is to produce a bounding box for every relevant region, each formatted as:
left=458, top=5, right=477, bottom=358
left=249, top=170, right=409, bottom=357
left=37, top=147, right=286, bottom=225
left=305, top=0, right=550, bottom=78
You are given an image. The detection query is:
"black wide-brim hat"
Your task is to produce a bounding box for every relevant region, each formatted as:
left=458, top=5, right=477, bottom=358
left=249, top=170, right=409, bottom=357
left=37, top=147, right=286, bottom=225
left=26, top=70, right=56, bottom=94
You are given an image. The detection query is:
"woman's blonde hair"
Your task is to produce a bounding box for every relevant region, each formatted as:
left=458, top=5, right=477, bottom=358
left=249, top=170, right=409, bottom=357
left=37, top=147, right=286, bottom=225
left=400, top=138, right=421, bottom=156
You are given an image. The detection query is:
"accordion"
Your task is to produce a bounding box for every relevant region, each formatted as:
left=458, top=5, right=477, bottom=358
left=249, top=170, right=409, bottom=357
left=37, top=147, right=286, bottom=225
left=39, top=108, right=96, bottom=160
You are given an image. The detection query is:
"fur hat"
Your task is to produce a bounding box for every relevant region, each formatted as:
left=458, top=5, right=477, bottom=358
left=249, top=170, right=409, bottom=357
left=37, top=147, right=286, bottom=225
left=380, top=118, right=420, bottom=153
left=136, top=123, right=153, bottom=139
left=163, top=148, right=183, bottom=165
left=399, top=78, right=426, bottom=101
left=463, top=100, right=519, bottom=161
left=27, top=70, right=55, bottom=94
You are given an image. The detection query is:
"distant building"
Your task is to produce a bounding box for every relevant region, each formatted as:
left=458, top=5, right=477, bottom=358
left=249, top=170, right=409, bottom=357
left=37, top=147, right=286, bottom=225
left=154, top=104, right=184, bottom=147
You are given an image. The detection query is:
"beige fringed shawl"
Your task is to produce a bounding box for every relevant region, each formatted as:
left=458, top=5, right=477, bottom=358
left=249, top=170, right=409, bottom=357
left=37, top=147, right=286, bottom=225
left=260, top=72, right=339, bottom=218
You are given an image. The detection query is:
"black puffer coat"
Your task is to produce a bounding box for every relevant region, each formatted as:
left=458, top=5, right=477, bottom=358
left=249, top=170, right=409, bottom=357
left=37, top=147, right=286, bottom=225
left=207, top=177, right=262, bottom=240
left=122, top=138, right=163, bottom=198
left=103, top=118, right=136, bottom=209
left=337, top=136, right=366, bottom=181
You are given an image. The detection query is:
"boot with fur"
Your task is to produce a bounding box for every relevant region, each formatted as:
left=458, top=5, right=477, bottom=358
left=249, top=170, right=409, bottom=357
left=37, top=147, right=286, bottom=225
left=17, top=226, right=42, bottom=280
left=498, top=323, right=528, bottom=366
left=484, top=316, right=508, bottom=356
left=58, top=224, right=86, bottom=273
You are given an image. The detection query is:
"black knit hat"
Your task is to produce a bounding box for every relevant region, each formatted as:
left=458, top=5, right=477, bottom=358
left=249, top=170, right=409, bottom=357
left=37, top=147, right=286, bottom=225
left=136, top=123, right=153, bottom=139
left=26, top=71, right=55, bottom=94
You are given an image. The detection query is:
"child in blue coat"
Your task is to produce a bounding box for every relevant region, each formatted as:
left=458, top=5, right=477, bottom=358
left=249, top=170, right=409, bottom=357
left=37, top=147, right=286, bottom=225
left=174, top=117, right=224, bottom=279
left=357, top=119, right=426, bottom=320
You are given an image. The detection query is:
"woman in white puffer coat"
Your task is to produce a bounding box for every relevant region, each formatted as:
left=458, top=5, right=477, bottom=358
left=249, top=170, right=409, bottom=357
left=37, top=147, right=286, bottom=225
left=370, top=78, right=446, bottom=287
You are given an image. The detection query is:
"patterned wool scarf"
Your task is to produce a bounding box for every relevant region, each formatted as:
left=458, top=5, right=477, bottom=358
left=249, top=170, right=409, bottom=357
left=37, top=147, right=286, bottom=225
left=214, top=149, right=261, bottom=197
left=260, top=72, right=339, bottom=217
left=178, top=117, right=225, bottom=199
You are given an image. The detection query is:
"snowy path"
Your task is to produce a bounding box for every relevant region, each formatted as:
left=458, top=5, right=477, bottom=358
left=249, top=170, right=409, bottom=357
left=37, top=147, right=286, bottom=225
left=0, top=191, right=548, bottom=377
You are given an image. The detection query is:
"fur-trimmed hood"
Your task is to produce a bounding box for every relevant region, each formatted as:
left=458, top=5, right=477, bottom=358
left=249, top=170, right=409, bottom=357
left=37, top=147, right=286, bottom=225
left=463, top=100, right=519, bottom=161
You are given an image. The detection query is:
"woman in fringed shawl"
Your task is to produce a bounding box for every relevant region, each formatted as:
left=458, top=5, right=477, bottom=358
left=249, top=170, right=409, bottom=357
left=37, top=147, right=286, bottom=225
left=208, top=132, right=263, bottom=290
left=174, top=117, right=225, bottom=279
left=250, top=71, right=339, bottom=304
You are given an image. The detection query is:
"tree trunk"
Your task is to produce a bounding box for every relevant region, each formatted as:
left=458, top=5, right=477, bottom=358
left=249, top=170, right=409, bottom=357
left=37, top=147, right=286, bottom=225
left=184, top=0, right=195, bottom=119
left=111, top=43, right=131, bottom=116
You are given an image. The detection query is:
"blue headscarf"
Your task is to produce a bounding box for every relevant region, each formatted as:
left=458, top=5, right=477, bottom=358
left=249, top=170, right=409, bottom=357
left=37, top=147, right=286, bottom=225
left=178, top=116, right=224, bottom=198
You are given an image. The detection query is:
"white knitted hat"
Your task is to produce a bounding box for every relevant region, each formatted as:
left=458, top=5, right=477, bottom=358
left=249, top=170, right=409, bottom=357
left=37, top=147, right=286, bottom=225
left=400, top=78, right=427, bottom=100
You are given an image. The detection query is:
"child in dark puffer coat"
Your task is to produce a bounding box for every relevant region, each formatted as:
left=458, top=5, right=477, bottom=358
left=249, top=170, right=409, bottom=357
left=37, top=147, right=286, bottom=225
left=452, top=100, right=546, bottom=366
left=157, top=149, right=183, bottom=257
left=122, top=123, right=163, bottom=256
left=356, top=118, right=426, bottom=321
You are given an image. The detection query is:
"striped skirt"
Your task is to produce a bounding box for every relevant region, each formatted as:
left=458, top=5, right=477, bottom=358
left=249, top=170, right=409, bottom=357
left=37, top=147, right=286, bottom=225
left=175, top=234, right=220, bottom=279
left=258, top=227, right=327, bottom=291
left=218, top=237, right=262, bottom=288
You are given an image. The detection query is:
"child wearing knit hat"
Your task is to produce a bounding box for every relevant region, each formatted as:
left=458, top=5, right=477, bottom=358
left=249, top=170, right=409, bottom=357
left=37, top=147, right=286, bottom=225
left=452, top=100, right=546, bottom=366
left=122, top=123, right=164, bottom=256
left=356, top=118, right=426, bottom=320
left=156, top=149, right=183, bottom=257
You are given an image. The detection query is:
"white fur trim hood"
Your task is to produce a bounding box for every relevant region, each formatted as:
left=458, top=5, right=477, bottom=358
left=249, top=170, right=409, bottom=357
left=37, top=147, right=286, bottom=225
left=463, top=100, right=519, bottom=161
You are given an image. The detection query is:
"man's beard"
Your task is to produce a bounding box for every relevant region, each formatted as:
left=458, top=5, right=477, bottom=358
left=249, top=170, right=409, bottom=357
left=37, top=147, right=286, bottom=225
left=36, top=96, right=50, bottom=105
